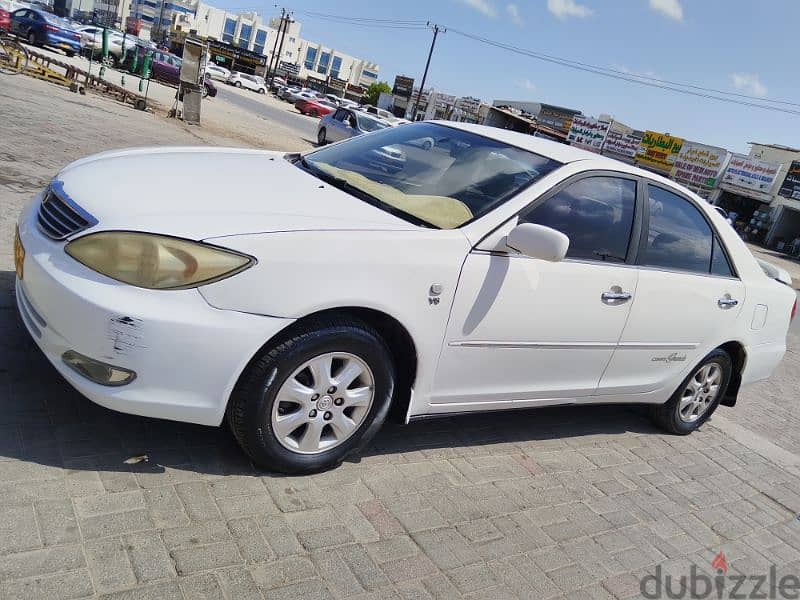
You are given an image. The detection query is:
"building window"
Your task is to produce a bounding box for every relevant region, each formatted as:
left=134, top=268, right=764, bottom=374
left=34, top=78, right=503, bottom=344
left=288, top=36, right=295, bottom=43
left=330, top=55, right=342, bottom=79
left=362, top=69, right=378, bottom=80
left=304, top=47, right=317, bottom=70
left=253, top=29, right=267, bottom=55
left=238, top=23, right=252, bottom=49
left=317, top=51, right=330, bottom=74
left=222, top=17, right=236, bottom=44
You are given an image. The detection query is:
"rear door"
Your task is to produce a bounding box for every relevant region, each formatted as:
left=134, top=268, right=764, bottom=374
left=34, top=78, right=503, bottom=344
left=598, top=182, right=745, bottom=395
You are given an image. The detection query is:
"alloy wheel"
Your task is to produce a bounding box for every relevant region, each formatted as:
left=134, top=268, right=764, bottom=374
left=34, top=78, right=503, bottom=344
left=678, top=362, right=722, bottom=423
left=270, top=352, right=374, bottom=454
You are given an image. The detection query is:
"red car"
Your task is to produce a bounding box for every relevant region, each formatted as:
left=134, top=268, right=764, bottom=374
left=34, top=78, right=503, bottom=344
left=294, top=98, right=336, bottom=118
left=0, top=7, right=10, bottom=33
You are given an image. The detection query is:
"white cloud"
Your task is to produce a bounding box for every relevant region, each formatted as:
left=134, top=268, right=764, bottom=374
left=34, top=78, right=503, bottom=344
left=730, top=73, right=768, bottom=97
left=456, top=0, right=497, bottom=18
left=649, top=0, right=683, bottom=21
left=506, top=3, right=524, bottom=25
left=517, top=79, right=537, bottom=91
left=547, top=0, right=593, bottom=20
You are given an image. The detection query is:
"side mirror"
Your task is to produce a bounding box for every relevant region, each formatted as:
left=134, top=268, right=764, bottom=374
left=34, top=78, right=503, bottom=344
left=506, top=223, right=569, bottom=262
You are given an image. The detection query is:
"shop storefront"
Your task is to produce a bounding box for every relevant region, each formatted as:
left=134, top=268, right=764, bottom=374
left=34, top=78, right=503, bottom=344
left=207, top=40, right=266, bottom=75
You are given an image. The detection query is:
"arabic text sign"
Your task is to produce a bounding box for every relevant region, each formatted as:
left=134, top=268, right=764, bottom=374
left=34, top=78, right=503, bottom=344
left=779, top=161, right=800, bottom=200
left=670, top=142, right=729, bottom=189
left=566, top=116, right=610, bottom=153
left=603, top=127, right=642, bottom=158
left=636, top=131, right=683, bottom=171
left=721, top=154, right=782, bottom=194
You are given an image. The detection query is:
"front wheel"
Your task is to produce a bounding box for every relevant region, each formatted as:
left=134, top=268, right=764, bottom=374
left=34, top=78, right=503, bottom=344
left=227, top=317, right=396, bottom=473
left=234, top=81, right=242, bottom=88
left=650, top=349, right=732, bottom=435
left=317, top=127, right=327, bottom=145
left=258, top=87, right=266, bottom=94
left=27, top=31, right=38, bottom=46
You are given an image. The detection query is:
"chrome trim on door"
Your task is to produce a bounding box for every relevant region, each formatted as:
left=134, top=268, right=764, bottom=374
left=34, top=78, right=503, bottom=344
left=449, top=340, right=699, bottom=350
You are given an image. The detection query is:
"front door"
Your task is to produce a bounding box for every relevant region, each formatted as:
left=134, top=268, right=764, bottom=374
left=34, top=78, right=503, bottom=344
left=432, top=174, right=642, bottom=408
left=599, top=183, right=745, bottom=394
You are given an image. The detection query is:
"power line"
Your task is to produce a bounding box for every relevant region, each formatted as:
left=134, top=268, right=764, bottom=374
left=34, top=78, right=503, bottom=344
left=446, top=27, right=800, bottom=117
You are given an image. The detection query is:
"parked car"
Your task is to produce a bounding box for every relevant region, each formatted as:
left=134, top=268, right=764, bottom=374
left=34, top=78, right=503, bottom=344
left=279, top=86, right=301, bottom=101
left=359, top=105, right=395, bottom=120
left=204, top=63, right=230, bottom=81
left=316, top=107, right=390, bottom=144
left=75, top=26, right=137, bottom=65
left=149, top=50, right=217, bottom=98
left=11, top=7, right=80, bottom=56
left=294, top=98, right=337, bottom=117
left=14, top=122, right=796, bottom=474
left=269, top=75, right=287, bottom=90
left=227, top=71, right=267, bottom=94
left=286, top=87, right=323, bottom=103
left=324, top=93, right=343, bottom=105
left=0, top=7, right=10, bottom=32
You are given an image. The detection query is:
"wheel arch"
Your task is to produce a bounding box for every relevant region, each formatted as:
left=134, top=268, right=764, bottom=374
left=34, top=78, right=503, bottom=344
left=231, top=306, right=419, bottom=424
left=718, top=340, right=746, bottom=407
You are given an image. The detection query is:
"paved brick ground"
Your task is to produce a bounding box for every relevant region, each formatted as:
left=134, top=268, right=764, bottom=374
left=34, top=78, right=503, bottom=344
left=2, top=74, right=800, bottom=599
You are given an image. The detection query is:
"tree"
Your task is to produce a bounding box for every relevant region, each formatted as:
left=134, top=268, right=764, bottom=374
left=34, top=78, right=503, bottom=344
left=362, top=81, right=392, bottom=106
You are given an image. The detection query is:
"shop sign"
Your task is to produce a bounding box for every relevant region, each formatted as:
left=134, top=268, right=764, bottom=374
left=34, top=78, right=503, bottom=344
left=721, top=154, right=782, bottom=195
left=670, top=141, right=729, bottom=189
left=636, top=131, right=683, bottom=171
left=602, top=124, right=642, bottom=158
left=566, top=116, right=610, bottom=153
left=778, top=161, right=800, bottom=200
left=392, top=75, right=414, bottom=98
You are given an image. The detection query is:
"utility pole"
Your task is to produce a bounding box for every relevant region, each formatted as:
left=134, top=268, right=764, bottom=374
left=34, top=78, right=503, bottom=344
left=411, top=23, right=444, bottom=121
left=266, top=7, right=285, bottom=81
left=269, top=11, right=291, bottom=85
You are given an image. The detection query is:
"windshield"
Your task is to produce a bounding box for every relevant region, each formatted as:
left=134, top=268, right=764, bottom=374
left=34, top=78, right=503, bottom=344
left=302, top=123, right=562, bottom=229
left=356, top=113, right=389, bottom=133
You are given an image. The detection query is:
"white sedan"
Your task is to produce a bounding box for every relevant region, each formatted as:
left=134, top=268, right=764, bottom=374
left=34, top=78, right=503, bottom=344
left=14, top=123, right=796, bottom=473
left=227, top=72, right=267, bottom=94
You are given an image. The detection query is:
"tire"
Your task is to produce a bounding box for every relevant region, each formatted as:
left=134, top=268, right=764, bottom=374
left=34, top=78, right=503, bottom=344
left=309, top=109, right=318, bottom=118
left=235, top=81, right=242, bottom=88
left=27, top=31, right=37, bottom=46
left=65, top=50, right=75, bottom=58
left=227, top=317, right=396, bottom=473
left=258, top=88, right=265, bottom=94
left=317, top=127, right=327, bottom=145
left=649, top=349, right=732, bottom=435
left=202, top=85, right=209, bottom=98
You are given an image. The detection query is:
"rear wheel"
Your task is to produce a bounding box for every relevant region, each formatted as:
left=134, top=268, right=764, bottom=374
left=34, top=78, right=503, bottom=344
left=650, top=349, right=732, bottom=434
left=258, top=87, right=266, bottom=94
left=317, top=127, right=327, bottom=145
left=27, top=31, right=38, bottom=46
left=235, top=81, right=242, bottom=88
left=227, top=317, right=395, bottom=473
left=309, top=109, right=318, bottom=117
left=65, top=50, right=75, bottom=58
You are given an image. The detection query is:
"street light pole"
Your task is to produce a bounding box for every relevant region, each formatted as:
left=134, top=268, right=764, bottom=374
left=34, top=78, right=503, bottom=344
left=411, top=22, right=444, bottom=121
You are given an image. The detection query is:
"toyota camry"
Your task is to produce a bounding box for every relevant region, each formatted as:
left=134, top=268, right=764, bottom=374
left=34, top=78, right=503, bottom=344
left=14, top=122, right=796, bottom=473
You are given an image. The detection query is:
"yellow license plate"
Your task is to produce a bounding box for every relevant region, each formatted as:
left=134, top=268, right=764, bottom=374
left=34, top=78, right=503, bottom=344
left=14, top=226, right=25, bottom=280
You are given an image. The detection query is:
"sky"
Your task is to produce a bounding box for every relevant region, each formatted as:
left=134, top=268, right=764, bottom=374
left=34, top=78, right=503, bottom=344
left=216, top=0, right=800, bottom=154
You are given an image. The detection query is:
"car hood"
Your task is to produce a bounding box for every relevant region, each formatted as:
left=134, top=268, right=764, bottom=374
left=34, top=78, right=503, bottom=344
left=55, top=147, right=417, bottom=239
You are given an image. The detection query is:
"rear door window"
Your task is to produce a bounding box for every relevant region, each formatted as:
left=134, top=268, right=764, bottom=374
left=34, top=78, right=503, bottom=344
left=640, top=185, right=714, bottom=274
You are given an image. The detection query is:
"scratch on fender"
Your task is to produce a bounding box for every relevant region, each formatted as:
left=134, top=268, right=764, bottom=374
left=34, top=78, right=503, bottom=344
left=107, top=316, right=145, bottom=356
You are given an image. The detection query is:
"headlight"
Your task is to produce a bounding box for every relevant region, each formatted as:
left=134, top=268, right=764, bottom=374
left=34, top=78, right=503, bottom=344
left=65, top=232, right=254, bottom=290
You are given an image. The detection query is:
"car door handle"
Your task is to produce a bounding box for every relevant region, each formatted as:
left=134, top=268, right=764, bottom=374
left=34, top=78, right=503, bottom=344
left=718, top=297, right=739, bottom=308
left=601, top=291, right=632, bottom=302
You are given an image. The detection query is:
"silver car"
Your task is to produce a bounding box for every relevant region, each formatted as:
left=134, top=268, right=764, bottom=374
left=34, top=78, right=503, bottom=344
left=316, top=107, right=390, bottom=145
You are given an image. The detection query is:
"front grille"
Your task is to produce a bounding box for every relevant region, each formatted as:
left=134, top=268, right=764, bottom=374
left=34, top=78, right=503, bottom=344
left=37, top=182, right=97, bottom=240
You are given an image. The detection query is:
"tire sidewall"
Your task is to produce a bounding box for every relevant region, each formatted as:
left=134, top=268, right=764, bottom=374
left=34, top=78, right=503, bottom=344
left=665, top=350, right=732, bottom=434
left=242, top=325, right=394, bottom=472
left=317, top=128, right=326, bottom=144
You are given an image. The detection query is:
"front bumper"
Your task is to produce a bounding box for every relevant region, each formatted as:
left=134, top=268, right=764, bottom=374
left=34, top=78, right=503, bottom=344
left=16, top=200, right=293, bottom=426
